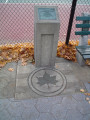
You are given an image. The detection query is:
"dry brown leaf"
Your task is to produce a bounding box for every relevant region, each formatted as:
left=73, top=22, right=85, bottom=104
left=0, top=56, right=3, bottom=61
left=86, top=97, right=90, bottom=101
left=29, top=56, right=33, bottom=62
left=80, top=89, right=85, bottom=93
left=32, top=61, right=35, bottom=64
left=57, top=42, right=77, bottom=62
left=21, top=62, right=27, bottom=66
left=0, top=40, right=90, bottom=68
left=0, top=42, right=34, bottom=68
left=8, top=68, right=14, bottom=71
left=55, top=65, right=59, bottom=68
left=0, top=64, right=5, bottom=68
left=86, top=59, right=90, bottom=66
left=84, top=93, right=90, bottom=96
left=0, top=62, right=6, bottom=68
left=21, top=58, right=25, bottom=63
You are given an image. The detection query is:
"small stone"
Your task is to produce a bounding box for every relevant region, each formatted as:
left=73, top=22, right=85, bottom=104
left=55, top=65, right=59, bottom=68
left=0, top=62, right=6, bottom=68
left=88, top=101, right=90, bottom=104
left=8, top=68, right=14, bottom=71
left=21, top=62, right=27, bottom=66
left=86, top=97, right=90, bottom=101
left=80, top=89, right=85, bottom=93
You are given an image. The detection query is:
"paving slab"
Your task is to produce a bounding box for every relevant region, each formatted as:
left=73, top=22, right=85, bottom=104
left=0, top=109, right=11, bottom=120
left=0, top=94, right=90, bottom=120
left=0, top=99, right=10, bottom=111
left=15, top=61, right=39, bottom=99
left=51, top=103, right=68, bottom=119
left=35, top=97, right=53, bottom=113
left=21, top=106, right=39, bottom=120
left=65, top=109, right=84, bottom=120
left=71, top=61, right=90, bottom=83
left=15, top=59, right=86, bottom=99
left=72, top=93, right=86, bottom=101
left=61, top=95, right=78, bottom=109
left=76, top=101, right=90, bottom=115
left=47, top=95, right=63, bottom=104
left=21, top=98, right=37, bottom=108
left=37, top=113, right=55, bottom=120
left=0, top=57, right=90, bottom=120
left=10, top=116, right=22, bottom=120
left=28, top=67, right=67, bottom=97
left=83, top=114, right=90, bottom=120
left=0, top=62, right=17, bottom=98
left=84, top=82, right=90, bottom=92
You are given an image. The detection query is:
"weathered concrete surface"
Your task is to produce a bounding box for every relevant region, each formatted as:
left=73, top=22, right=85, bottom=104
left=0, top=58, right=90, bottom=120
left=0, top=57, right=90, bottom=100
left=76, top=51, right=85, bottom=66
left=15, top=58, right=90, bottom=99
left=0, top=62, right=17, bottom=99
left=34, top=6, right=60, bottom=67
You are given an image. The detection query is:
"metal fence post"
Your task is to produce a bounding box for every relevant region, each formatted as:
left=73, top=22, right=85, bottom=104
left=65, top=0, right=78, bottom=45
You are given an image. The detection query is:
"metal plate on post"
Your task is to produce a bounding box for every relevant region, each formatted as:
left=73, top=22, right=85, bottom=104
left=34, top=6, right=60, bottom=67
left=38, top=8, right=56, bottom=20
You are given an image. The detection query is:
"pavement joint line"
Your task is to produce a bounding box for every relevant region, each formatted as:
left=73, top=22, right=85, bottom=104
left=82, top=81, right=88, bottom=92
left=49, top=112, right=57, bottom=120
left=77, top=109, right=86, bottom=116
left=63, top=109, right=69, bottom=120
left=34, top=104, right=40, bottom=115
left=83, top=82, right=89, bottom=93
left=14, top=62, right=18, bottom=100
left=71, top=94, right=82, bottom=102
left=75, top=103, right=88, bottom=116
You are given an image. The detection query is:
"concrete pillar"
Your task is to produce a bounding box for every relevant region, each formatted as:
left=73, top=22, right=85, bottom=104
left=34, top=6, right=60, bottom=67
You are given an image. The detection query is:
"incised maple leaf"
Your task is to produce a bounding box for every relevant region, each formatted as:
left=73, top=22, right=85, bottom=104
left=37, top=72, right=58, bottom=86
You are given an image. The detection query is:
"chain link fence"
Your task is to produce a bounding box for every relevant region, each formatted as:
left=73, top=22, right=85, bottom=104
left=0, top=0, right=90, bottom=45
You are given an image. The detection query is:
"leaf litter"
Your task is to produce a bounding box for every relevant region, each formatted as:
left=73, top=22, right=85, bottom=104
left=0, top=40, right=90, bottom=69
left=0, top=42, right=34, bottom=68
left=0, top=40, right=90, bottom=102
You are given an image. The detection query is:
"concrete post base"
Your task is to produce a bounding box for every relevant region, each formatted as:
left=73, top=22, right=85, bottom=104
left=76, top=51, right=85, bottom=66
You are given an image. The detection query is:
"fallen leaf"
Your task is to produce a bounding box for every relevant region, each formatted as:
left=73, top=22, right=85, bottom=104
left=86, top=97, right=90, bottom=101
left=21, top=62, right=27, bottom=66
left=0, top=56, right=3, bottom=61
left=57, top=42, right=77, bottom=62
left=55, top=65, right=59, bottom=68
left=0, top=62, right=6, bottom=68
left=86, top=59, right=90, bottom=66
left=0, top=40, right=90, bottom=68
left=80, top=89, right=85, bottom=93
left=84, top=93, right=90, bottom=96
left=8, top=68, right=14, bottom=72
